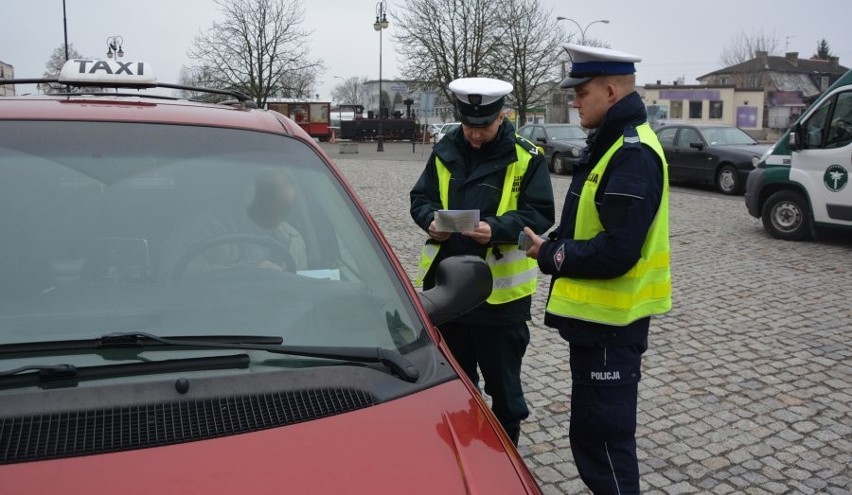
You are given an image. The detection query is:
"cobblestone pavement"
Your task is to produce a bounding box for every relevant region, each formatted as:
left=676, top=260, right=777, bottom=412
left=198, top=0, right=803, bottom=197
left=321, top=141, right=851, bottom=494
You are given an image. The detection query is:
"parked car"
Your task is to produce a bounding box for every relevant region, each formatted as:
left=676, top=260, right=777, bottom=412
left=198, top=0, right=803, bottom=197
left=426, top=122, right=443, bottom=141
left=655, top=123, right=771, bottom=195
left=517, top=123, right=587, bottom=175
left=0, top=59, right=542, bottom=495
left=433, top=122, right=461, bottom=143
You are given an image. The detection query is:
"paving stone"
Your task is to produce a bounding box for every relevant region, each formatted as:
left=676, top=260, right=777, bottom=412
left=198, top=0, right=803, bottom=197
left=326, top=144, right=852, bottom=494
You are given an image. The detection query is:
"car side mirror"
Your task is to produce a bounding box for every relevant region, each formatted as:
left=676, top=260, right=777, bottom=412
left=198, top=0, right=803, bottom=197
left=689, top=142, right=704, bottom=151
left=535, top=137, right=547, bottom=144
left=417, top=255, right=492, bottom=326
left=789, top=123, right=803, bottom=151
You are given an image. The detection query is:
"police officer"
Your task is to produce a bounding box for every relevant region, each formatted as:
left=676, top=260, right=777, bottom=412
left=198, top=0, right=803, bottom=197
left=410, top=77, right=554, bottom=446
left=522, top=44, right=672, bottom=493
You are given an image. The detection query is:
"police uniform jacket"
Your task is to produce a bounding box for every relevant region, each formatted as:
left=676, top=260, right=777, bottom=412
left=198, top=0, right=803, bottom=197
left=537, top=91, right=664, bottom=346
left=410, top=121, right=555, bottom=325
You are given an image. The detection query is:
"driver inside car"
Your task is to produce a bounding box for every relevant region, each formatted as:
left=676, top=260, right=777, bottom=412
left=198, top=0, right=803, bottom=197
left=160, top=168, right=308, bottom=279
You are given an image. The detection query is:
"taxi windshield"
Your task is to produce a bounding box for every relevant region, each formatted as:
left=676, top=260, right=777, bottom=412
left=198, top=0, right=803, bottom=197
left=0, top=121, right=423, bottom=361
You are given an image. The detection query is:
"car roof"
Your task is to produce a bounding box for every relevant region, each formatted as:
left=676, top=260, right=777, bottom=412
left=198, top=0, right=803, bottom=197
left=0, top=94, right=308, bottom=137
left=657, top=123, right=737, bottom=129
left=1, top=58, right=313, bottom=140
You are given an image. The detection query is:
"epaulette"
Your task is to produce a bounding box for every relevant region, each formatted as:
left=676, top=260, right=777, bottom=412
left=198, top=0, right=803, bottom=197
left=515, top=134, right=542, bottom=156
left=622, top=126, right=641, bottom=149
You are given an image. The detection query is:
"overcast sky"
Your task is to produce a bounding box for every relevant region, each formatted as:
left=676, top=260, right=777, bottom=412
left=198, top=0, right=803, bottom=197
left=2, top=0, right=851, bottom=101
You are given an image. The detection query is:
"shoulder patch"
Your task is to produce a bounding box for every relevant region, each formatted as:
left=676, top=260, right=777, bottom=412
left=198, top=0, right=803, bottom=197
left=515, top=134, right=540, bottom=155
left=623, top=126, right=641, bottom=148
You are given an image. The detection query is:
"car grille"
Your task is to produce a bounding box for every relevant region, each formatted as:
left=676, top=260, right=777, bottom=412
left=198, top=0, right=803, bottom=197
left=0, top=387, right=376, bottom=464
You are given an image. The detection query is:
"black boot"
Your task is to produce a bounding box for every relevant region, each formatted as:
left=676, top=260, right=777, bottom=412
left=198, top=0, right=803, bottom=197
left=504, top=425, right=520, bottom=446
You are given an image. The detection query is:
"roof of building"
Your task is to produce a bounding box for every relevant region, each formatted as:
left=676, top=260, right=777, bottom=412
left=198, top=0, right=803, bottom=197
left=699, top=52, right=848, bottom=80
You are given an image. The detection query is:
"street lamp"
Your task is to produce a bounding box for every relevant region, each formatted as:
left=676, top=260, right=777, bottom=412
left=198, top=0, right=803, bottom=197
left=555, top=17, right=609, bottom=45
left=106, top=35, right=124, bottom=59
left=373, top=0, right=389, bottom=152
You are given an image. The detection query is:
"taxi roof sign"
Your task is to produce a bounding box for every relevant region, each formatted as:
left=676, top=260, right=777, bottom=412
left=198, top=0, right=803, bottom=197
left=58, top=59, right=157, bottom=87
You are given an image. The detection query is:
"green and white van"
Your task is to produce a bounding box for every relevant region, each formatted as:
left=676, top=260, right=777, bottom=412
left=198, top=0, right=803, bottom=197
left=745, top=69, right=852, bottom=240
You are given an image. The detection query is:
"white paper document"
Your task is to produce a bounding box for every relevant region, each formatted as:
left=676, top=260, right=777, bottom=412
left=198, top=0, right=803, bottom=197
left=434, top=209, right=480, bottom=232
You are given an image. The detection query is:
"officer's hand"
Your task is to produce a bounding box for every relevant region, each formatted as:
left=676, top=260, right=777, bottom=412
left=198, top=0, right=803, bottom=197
left=522, top=226, right=544, bottom=259
left=461, top=221, right=492, bottom=245
left=428, top=220, right=451, bottom=242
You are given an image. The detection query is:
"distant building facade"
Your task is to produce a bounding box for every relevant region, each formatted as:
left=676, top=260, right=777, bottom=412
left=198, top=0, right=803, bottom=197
left=1, top=61, right=15, bottom=96
left=697, top=51, right=848, bottom=138
left=641, top=83, right=765, bottom=135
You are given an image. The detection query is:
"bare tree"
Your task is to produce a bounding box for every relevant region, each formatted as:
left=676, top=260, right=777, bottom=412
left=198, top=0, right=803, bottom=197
left=492, top=0, right=564, bottom=124
left=393, top=0, right=503, bottom=111
left=187, top=0, right=324, bottom=107
left=720, top=29, right=781, bottom=67
left=42, top=43, right=103, bottom=94
left=332, top=76, right=367, bottom=106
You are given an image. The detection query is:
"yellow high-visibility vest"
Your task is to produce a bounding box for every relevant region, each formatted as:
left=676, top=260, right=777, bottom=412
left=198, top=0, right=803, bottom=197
left=415, top=143, right=539, bottom=305
left=546, top=123, right=672, bottom=325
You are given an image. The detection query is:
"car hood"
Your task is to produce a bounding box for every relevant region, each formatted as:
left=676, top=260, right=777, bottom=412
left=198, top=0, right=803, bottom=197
left=551, top=138, right=586, bottom=148
left=0, top=381, right=538, bottom=495
left=720, top=143, right=772, bottom=156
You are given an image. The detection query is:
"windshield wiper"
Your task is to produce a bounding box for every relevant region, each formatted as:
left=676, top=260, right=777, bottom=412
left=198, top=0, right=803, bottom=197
left=0, top=354, right=250, bottom=390
left=0, top=333, right=283, bottom=356
left=117, top=332, right=420, bottom=383
left=0, top=332, right=420, bottom=383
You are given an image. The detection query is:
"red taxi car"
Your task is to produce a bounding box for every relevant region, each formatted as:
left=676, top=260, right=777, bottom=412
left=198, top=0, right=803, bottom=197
left=0, top=60, right=542, bottom=494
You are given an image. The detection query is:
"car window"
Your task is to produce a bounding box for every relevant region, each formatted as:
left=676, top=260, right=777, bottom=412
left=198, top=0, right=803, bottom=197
left=0, top=121, right=423, bottom=360
left=804, top=100, right=832, bottom=148
left=531, top=127, right=547, bottom=142
left=701, top=126, right=757, bottom=146
left=826, top=91, right=852, bottom=149
left=677, top=128, right=703, bottom=147
left=548, top=126, right=587, bottom=140
left=657, top=128, right=677, bottom=147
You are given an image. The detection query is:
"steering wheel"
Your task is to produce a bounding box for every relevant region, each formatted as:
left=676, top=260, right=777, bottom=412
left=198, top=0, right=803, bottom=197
left=831, top=117, right=852, bottom=141
left=170, top=232, right=298, bottom=279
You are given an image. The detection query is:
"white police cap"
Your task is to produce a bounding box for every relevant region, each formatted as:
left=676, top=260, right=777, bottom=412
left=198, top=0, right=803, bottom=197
left=559, top=43, right=642, bottom=88
left=448, top=77, right=513, bottom=127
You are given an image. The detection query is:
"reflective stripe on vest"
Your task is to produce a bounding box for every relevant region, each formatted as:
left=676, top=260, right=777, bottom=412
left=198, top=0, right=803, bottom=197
left=415, top=143, right=539, bottom=304
left=546, top=123, right=672, bottom=326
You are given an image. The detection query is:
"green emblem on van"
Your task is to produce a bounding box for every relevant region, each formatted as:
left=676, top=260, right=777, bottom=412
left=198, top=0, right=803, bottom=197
left=824, top=164, right=848, bottom=192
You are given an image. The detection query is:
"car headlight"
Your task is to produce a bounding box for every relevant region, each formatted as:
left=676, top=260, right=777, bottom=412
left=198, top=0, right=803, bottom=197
left=569, top=147, right=581, bottom=158
left=752, top=156, right=760, bottom=166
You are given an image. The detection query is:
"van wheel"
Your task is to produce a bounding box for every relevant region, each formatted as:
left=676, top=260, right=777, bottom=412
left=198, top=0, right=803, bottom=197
left=716, top=164, right=740, bottom=195
left=761, top=190, right=811, bottom=241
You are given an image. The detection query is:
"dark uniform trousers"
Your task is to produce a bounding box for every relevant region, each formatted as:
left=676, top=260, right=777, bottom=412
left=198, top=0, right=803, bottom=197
left=569, top=342, right=646, bottom=495
left=439, top=321, right=530, bottom=445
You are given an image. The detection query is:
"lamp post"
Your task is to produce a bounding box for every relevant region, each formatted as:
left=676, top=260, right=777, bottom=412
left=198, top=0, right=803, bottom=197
left=555, top=17, right=609, bottom=45
left=106, top=35, right=124, bottom=59
left=373, top=0, right=389, bottom=152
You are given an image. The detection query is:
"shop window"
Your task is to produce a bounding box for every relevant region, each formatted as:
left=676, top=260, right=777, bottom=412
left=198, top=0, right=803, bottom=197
left=709, top=101, right=723, bottom=119
left=670, top=101, right=683, bottom=119
left=689, top=101, right=703, bottom=119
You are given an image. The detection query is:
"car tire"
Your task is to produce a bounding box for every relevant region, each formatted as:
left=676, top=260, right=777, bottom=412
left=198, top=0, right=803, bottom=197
left=552, top=153, right=568, bottom=175
left=716, top=164, right=740, bottom=195
left=761, top=190, right=811, bottom=241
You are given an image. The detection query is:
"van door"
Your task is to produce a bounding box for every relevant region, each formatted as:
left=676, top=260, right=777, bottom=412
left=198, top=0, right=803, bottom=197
left=793, top=89, right=852, bottom=226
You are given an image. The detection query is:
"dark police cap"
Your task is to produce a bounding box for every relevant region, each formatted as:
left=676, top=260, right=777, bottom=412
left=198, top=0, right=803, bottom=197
left=448, top=77, right=513, bottom=127
left=559, top=43, right=642, bottom=88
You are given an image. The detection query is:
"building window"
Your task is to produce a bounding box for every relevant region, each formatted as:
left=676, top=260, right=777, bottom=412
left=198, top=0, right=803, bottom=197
left=689, top=101, right=703, bottom=119
left=670, top=101, right=683, bottom=119
left=709, top=101, right=723, bottom=119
